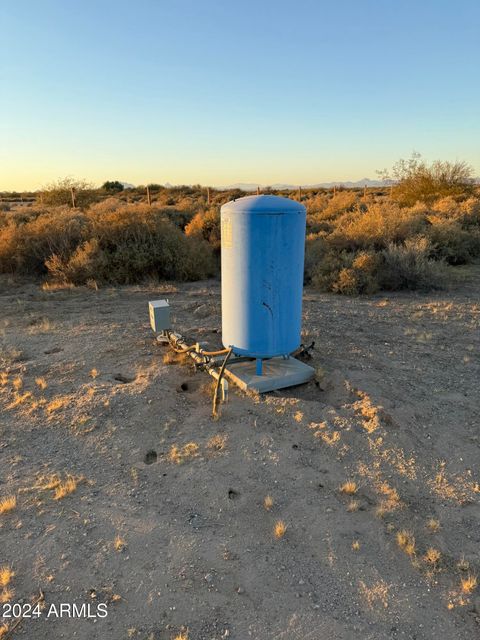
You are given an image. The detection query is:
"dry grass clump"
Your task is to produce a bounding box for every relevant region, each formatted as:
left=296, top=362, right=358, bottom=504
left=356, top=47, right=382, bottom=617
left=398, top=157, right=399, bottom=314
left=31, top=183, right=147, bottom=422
left=34, top=473, right=62, bottom=491
left=352, top=540, right=360, bottom=551
left=173, top=631, right=189, bottom=640
left=339, top=480, right=358, bottom=495
left=263, top=495, right=274, bottom=511
left=0, top=587, right=14, bottom=603
left=347, top=499, right=359, bottom=512
left=426, top=517, right=440, bottom=533
left=396, top=530, right=416, bottom=556
left=375, top=481, right=402, bottom=517
left=207, top=434, right=227, bottom=452
left=35, top=376, right=48, bottom=390
left=318, top=430, right=340, bottom=446
left=53, top=476, right=77, bottom=500
left=274, top=520, right=287, bottom=539
left=114, top=535, right=127, bottom=551
left=6, top=391, right=33, bottom=410
left=358, top=579, right=390, bottom=609
left=46, top=396, right=70, bottom=414
left=0, top=496, right=16, bottom=514
left=423, top=548, right=441, bottom=565
left=460, top=574, right=477, bottom=594
left=0, top=567, right=14, bottom=588
left=0, top=623, right=9, bottom=638
left=168, top=442, right=199, bottom=464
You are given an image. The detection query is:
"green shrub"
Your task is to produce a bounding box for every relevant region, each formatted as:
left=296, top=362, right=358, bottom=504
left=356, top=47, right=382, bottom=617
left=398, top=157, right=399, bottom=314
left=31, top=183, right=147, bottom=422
left=102, top=180, right=124, bottom=192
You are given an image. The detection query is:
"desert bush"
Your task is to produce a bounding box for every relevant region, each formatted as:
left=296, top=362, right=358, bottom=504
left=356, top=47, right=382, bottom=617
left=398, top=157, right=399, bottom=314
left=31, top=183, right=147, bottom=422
left=307, top=191, right=358, bottom=223
left=0, top=208, right=88, bottom=273
left=185, top=208, right=221, bottom=250
left=380, top=237, right=444, bottom=290
left=329, top=202, right=429, bottom=250
left=46, top=206, right=216, bottom=284
left=332, top=251, right=382, bottom=295
left=306, top=236, right=353, bottom=291
left=427, top=217, right=480, bottom=265
left=102, top=180, right=124, bottom=192
left=40, top=177, right=98, bottom=208
left=380, top=154, right=474, bottom=206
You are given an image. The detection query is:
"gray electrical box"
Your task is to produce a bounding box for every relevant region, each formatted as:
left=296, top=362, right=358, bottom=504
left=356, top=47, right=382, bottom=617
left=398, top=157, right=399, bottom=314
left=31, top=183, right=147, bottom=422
left=149, top=300, right=170, bottom=332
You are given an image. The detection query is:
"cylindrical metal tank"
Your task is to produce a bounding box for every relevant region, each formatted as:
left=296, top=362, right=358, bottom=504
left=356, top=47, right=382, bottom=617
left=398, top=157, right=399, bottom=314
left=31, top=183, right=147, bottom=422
left=221, top=194, right=306, bottom=359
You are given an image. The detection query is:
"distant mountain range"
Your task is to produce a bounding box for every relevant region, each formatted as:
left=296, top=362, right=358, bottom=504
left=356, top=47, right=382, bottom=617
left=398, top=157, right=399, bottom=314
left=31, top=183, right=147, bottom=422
left=216, top=179, right=392, bottom=191
left=123, top=177, right=480, bottom=191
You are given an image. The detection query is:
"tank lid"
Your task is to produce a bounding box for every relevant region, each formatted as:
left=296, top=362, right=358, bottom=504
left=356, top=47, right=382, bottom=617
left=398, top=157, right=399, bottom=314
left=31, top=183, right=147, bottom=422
left=221, top=194, right=305, bottom=214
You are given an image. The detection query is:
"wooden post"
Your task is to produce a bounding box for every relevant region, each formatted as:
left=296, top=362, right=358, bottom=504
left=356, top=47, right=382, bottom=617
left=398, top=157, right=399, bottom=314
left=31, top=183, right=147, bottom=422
left=298, top=186, right=302, bottom=201
left=70, top=187, right=76, bottom=208
left=207, top=186, right=211, bottom=205
left=333, top=185, right=336, bottom=197
left=364, top=184, right=367, bottom=198
left=146, top=185, right=151, bottom=206
left=390, top=183, right=393, bottom=198
left=257, top=186, right=260, bottom=195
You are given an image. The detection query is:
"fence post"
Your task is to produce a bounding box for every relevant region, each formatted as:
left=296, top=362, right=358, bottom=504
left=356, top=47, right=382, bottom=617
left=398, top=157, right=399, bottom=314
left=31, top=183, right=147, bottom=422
left=298, top=186, right=302, bottom=201
left=207, top=186, right=211, bottom=205
left=257, top=186, right=260, bottom=195
left=70, top=187, right=76, bottom=208
left=333, top=185, right=336, bottom=197
left=146, top=185, right=151, bottom=206
left=364, top=184, right=367, bottom=198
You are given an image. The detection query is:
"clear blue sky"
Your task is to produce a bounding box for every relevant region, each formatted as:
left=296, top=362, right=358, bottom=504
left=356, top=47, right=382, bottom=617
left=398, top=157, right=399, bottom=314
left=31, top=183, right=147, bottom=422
left=1, top=0, right=479, bottom=190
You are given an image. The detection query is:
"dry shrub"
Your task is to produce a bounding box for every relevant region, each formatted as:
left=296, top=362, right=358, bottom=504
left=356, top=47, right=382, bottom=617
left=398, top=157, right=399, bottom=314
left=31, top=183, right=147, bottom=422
left=380, top=237, right=444, bottom=291
left=185, top=208, right=221, bottom=250
left=309, top=191, right=358, bottom=221
left=332, top=251, right=381, bottom=295
left=46, top=206, right=216, bottom=284
left=427, top=217, right=480, bottom=265
left=0, top=208, right=88, bottom=274
left=39, top=177, right=97, bottom=208
left=383, top=155, right=474, bottom=206
left=330, top=202, right=429, bottom=251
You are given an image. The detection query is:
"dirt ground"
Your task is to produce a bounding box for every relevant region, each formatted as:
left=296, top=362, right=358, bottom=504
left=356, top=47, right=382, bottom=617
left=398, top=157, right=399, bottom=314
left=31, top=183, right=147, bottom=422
left=0, top=267, right=479, bottom=640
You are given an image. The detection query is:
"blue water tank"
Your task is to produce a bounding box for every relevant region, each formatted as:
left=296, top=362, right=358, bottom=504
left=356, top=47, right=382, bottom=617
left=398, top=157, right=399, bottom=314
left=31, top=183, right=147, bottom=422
left=221, top=195, right=306, bottom=358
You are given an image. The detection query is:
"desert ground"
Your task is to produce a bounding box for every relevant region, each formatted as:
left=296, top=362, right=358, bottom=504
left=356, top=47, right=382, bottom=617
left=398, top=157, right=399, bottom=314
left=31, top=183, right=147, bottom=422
left=0, top=267, right=479, bottom=639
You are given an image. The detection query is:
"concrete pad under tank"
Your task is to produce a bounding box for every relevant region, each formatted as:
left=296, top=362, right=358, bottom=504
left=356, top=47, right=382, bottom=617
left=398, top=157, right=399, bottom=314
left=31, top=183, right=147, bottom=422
left=225, top=357, right=315, bottom=393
